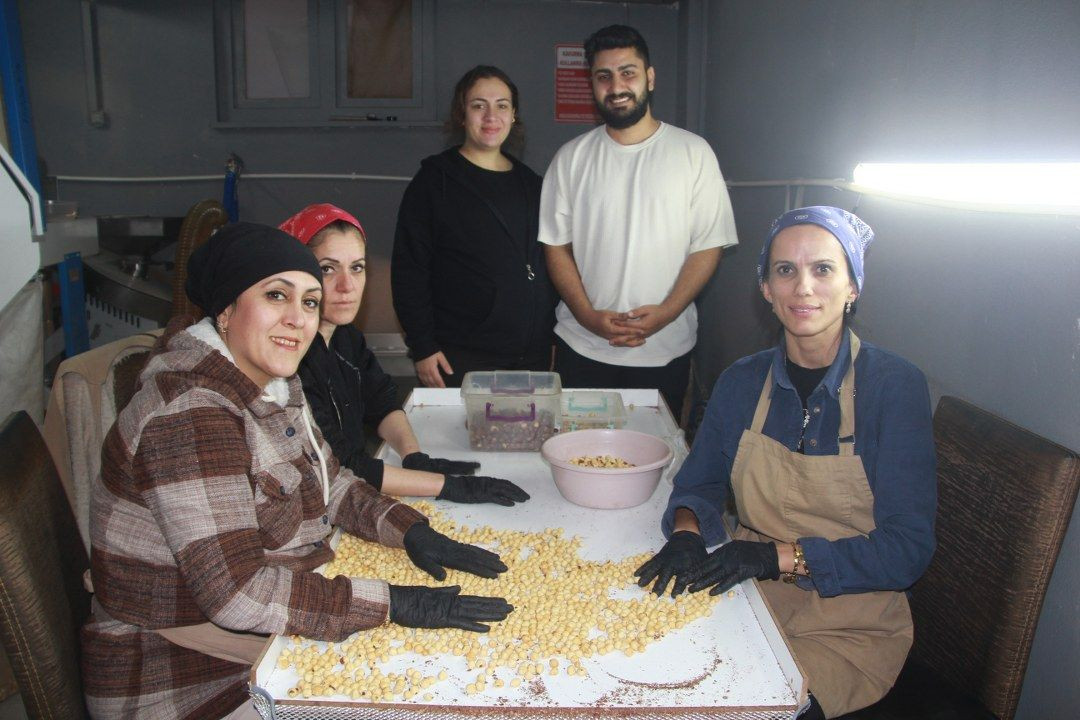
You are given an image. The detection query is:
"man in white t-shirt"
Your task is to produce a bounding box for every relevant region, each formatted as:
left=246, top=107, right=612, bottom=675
left=539, top=25, right=738, bottom=419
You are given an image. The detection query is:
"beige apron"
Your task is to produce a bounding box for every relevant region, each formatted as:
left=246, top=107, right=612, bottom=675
left=729, top=333, right=912, bottom=718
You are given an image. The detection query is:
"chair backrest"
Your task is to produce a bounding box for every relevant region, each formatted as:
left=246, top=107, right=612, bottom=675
left=42, top=331, right=160, bottom=551
left=171, top=198, right=228, bottom=321
left=911, top=396, right=1080, bottom=720
left=0, top=411, right=91, bottom=719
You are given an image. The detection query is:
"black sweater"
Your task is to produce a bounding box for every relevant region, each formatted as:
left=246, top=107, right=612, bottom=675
left=298, top=325, right=399, bottom=490
left=391, top=148, right=556, bottom=362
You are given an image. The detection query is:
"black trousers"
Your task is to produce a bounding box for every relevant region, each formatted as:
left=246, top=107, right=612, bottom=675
left=437, top=343, right=552, bottom=388
left=800, top=695, right=826, bottom=720
left=553, top=336, right=692, bottom=421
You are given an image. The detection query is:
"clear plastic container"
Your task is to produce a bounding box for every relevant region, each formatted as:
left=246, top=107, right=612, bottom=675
left=560, top=391, right=628, bottom=432
left=460, top=371, right=562, bottom=451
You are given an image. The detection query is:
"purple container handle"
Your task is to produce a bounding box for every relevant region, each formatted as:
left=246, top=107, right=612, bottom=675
left=486, top=401, right=536, bottom=422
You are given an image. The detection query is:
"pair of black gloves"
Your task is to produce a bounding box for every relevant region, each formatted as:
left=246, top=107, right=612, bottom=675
left=401, top=452, right=530, bottom=507
left=379, top=454, right=526, bottom=633
left=388, top=522, right=512, bottom=633
left=634, top=531, right=781, bottom=597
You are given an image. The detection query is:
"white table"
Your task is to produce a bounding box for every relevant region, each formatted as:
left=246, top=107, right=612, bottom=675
left=250, top=389, right=806, bottom=719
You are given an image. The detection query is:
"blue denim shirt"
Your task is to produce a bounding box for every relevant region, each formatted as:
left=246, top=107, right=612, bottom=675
left=662, top=332, right=936, bottom=597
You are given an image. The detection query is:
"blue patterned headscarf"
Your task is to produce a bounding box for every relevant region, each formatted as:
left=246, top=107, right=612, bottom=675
left=756, top=206, right=875, bottom=292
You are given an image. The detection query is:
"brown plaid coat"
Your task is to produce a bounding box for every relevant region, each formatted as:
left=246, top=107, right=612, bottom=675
left=81, top=322, right=425, bottom=719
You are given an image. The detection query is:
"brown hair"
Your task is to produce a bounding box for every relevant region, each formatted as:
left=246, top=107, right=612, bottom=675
left=445, top=65, right=525, bottom=157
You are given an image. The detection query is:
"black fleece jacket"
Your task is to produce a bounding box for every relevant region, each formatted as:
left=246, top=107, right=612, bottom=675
left=391, top=148, right=556, bottom=362
left=298, top=325, right=399, bottom=490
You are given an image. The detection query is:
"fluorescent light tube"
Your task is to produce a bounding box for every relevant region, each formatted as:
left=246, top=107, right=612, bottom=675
left=852, top=163, right=1080, bottom=211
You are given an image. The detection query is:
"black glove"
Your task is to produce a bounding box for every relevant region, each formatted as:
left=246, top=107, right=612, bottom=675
left=388, top=584, right=513, bottom=633
left=685, top=540, right=780, bottom=595
left=403, top=523, right=508, bottom=581
left=402, top=452, right=481, bottom=476
left=633, top=531, right=708, bottom=597
left=437, top=474, right=531, bottom=506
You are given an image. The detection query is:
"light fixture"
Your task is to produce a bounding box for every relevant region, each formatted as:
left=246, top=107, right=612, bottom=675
left=851, top=163, right=1080, bottom=213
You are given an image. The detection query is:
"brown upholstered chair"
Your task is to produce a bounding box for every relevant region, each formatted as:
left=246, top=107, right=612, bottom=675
left=840, top=396, right=1079, bottom=720
left=0, top=411, right=91, bottom=719
left=171, top=198, right=228, bottom=320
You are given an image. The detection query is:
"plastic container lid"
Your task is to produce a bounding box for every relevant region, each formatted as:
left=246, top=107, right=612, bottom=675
left=460, top=370, right=562, bottom=398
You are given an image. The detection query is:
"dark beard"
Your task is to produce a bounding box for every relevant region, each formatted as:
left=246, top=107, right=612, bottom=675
left=594, top=87, right=652, bottom=130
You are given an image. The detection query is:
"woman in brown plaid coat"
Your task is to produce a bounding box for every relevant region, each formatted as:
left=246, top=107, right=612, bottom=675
left=81, top=224, right=512, bottom=719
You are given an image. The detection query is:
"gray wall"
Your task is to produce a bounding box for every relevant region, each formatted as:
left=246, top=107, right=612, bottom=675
left=18, top=0, right=680, bottom=331
left=695, top=2, right=1080, bottom=718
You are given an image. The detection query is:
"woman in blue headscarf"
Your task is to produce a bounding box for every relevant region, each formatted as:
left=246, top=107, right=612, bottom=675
left=634, top=207, right=937, bottom=718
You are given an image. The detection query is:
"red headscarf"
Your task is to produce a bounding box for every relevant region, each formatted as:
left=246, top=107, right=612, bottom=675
left=278, top=203, right=366, bottom=245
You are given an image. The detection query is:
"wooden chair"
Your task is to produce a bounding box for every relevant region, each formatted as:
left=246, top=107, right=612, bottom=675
left=170, top=198, right=228, bottom=320
left=0, top=411, right=91, bottom=719
left=840, top=396, right=1079, bottom=720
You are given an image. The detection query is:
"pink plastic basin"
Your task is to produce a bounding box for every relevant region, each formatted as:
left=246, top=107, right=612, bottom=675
left=540, top=429, right=673, bottom=509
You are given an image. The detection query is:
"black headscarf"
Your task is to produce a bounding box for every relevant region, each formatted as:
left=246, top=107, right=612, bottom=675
left=185, top=222, right=323, bottom=318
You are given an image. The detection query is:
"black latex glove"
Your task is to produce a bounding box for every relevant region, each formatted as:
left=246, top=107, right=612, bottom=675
left=388, top=584, right=513, bottom=633
left=402, top=451, right=481, bottom=476
left=403, top=523, right=508, bottom=581
left=633, top=530, right=708, bottom=597
left=685, top=540, right=780, bottom=595
left=437, top=474, right=531, bottom=506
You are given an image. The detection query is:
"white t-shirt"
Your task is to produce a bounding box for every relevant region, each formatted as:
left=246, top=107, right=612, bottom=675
left=538, top=122, right=738, bottom=366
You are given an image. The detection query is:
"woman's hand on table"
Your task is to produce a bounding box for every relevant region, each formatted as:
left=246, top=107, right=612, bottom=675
left=437, top=474, right=531, bottom=506
left=402, top=451, right=481, bottom=476
left=388, top=584, right=512, bottom=633
left=634, top=530, right=708, bottom=597
left=403, top=523, right=508, bottom=580
left=686, top=540, right=780, bottom=595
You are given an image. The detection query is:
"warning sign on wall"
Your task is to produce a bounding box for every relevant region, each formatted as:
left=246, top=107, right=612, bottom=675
left=554, top=44, right=599, bottom=124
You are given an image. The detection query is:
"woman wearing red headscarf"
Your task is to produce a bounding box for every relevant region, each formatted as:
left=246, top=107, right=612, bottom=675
left=281, top=204, right=529, bottom=507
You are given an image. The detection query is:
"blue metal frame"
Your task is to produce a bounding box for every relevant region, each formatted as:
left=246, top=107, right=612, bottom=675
left=2, top=2, right=89, bottom=357
left=224, top=154, right=242, bottom=222
left=0, top=0, right=43, bottom=204
left=58, top=253, right=89, bottom=357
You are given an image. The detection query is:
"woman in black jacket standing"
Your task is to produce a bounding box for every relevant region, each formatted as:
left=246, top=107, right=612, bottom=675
left=392, top=65, right=556, bottom=388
